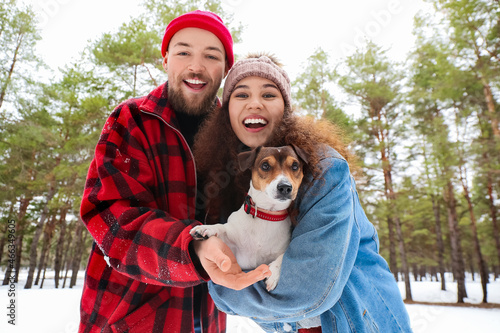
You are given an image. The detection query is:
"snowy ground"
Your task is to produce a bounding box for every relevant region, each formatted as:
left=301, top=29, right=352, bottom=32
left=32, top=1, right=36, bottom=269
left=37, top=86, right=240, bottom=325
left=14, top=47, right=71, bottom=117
left=0, top=270, right=499, bottom=333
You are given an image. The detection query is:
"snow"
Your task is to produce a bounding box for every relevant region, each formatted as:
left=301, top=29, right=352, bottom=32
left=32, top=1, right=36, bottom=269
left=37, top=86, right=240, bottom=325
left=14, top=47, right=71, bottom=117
left=399, top=274, right=500, bottom=333
left=0, top=270, right=499, bottom=333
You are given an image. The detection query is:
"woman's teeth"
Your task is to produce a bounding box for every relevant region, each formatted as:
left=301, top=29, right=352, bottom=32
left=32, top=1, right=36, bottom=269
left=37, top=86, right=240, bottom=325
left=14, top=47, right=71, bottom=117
left=244, top=118, right=268, bottom=125
left=244, top=118, right=268, bottom=128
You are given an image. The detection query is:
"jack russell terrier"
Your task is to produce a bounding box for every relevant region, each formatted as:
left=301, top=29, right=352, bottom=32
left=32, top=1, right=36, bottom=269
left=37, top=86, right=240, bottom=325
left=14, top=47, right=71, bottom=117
left=190, top=145, right=307, bottom=291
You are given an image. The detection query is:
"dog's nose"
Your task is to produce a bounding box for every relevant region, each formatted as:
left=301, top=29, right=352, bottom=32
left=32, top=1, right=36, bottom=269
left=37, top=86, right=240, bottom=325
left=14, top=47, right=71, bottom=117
left=277, top=183, right=292, bottom=196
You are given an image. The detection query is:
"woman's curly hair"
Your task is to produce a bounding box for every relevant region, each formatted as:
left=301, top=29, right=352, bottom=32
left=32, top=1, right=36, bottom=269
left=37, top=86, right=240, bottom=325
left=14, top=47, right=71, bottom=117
left=193, top=105, right=356, bottom=223
left=193, top=53, right=357, bottom=223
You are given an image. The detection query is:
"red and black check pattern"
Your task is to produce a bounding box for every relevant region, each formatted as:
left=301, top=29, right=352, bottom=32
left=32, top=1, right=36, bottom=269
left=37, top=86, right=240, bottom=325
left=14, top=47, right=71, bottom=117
left=79, top=83, right=226, bottom=333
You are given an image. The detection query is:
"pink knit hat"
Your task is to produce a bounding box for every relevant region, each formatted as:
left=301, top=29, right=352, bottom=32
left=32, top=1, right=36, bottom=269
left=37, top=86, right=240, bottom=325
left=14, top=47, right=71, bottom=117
left=222, top=56, right=291, bottom=108
left=161, top=10, right=234, bottom=69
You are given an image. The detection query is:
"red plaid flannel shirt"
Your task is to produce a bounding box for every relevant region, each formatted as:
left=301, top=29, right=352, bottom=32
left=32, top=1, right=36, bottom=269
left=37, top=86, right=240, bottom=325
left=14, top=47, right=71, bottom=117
left=79, top=82, right=226, bottom=333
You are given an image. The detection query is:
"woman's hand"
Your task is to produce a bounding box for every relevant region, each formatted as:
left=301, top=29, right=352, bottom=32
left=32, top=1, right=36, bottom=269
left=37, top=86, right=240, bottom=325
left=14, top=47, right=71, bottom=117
left=193, top=236, right=271, bottom=290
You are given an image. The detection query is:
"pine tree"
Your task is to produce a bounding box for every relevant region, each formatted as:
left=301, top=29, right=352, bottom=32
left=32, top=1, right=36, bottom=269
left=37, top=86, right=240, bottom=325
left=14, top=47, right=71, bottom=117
left=92, top=17, right=162, bottom=97
left=0, top=0, right=40, bottom=111
left=430, top=0, right=500, bottom=140
left=428, top=0, right=500, bottom=271
left=337, top=42, right=412, bottom=300
left=408, top=35, right=471, bottom=302
left=293, top=48, right=351, bottom=129
left=21, top=59, right=112, bottom=288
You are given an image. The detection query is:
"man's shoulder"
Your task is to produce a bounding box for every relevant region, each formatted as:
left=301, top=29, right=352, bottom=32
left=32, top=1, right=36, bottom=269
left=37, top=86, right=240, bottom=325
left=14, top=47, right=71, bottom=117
left=138, top=82, right=170, bottom=113
left=118, top=83, right=167, bottom=111
left=113, top=83, right=171, bottom=118
left=116, top=96, right=146, bottom=113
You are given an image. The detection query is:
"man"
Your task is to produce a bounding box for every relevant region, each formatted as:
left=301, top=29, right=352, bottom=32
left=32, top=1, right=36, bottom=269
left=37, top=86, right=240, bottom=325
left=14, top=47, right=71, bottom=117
left=79, top=11, right=270, bottom=333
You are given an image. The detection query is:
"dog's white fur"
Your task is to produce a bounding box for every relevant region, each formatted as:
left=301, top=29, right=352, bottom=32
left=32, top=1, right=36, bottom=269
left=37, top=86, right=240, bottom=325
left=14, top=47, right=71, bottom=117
left=190, top=147, right=305, bottom=291
left=191, top=181, right=292, bottom=291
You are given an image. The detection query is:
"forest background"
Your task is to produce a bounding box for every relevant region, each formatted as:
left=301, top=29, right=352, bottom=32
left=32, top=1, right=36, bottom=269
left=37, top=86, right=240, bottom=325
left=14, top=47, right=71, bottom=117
left=1, top=0, right=499, bottom=305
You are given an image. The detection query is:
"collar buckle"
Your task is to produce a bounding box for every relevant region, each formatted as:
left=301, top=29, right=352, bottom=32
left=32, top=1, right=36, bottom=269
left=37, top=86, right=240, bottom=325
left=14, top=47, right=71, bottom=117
left=244, top=195, right=253, bottom=215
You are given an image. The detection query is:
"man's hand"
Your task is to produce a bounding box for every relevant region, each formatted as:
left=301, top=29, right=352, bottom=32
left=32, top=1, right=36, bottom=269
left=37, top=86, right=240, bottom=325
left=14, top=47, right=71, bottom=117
left=193, top=236, right=271, bottom=290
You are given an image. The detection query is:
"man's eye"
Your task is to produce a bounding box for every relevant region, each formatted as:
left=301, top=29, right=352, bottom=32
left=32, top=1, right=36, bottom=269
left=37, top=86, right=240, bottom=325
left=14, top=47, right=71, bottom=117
left=261, top=162, right=270, bottom=171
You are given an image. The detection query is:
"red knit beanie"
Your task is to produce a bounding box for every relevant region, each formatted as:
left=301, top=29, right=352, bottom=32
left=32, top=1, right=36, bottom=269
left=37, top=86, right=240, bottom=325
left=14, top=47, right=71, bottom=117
left=161, top=10, right=234, bottom=69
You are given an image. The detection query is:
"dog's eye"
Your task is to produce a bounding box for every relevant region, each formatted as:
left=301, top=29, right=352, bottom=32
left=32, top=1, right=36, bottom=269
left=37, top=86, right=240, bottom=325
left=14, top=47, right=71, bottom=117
left=261, top=162, right=271, bottom=171
left=291, top=162, right=300, bottom=171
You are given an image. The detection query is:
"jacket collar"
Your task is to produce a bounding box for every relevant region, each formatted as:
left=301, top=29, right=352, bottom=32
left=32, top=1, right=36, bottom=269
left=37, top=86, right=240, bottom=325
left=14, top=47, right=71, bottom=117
left=139, top=82, right=178, bottom=126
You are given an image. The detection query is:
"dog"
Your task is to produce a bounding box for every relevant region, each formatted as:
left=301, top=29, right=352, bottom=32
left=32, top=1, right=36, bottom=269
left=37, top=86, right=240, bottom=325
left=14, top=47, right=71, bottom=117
left=190, top=145, right=308, bottom=291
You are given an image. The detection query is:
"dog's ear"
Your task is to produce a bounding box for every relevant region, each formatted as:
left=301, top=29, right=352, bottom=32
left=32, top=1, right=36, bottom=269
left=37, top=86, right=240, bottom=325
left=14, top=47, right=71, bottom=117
left=238, top=146, right=262, bottom=171
left=291, top=144, right=309, bottom=165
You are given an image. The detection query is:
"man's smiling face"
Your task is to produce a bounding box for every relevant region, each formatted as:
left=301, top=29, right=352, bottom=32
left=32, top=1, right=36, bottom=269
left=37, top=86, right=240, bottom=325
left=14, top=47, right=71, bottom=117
left=163, top=27, right=228, bottom=115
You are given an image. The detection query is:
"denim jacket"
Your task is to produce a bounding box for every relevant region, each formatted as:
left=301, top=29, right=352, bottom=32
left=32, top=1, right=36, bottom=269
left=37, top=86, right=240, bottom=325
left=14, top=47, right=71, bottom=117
left=208, top=147, right=412, bottom=333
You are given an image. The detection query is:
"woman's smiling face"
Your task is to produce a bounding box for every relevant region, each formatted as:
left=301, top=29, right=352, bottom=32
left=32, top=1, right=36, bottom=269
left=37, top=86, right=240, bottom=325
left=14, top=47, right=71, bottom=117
left=228, top=76, right=285, bottom=148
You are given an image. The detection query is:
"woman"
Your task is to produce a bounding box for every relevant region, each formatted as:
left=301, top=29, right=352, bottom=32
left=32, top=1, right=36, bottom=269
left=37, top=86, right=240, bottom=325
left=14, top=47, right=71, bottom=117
left=194, top=54, right=412, bottom=333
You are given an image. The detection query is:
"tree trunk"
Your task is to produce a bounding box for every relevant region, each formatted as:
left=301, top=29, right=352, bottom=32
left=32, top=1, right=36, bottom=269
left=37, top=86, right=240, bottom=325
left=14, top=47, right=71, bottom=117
left=133, top=65, right=138, bottom=97
left=61, top=221, right=74, bottom=288
left=443, top=181, right=467, bottom=303
left=13, top=228, right=23, bottom=283
left=40, top=249, right=51, bottom=289
left=35, top=214, right=57, bottom=286
left=0, top=222, right=8, bottom=268
left=387, top=217, right=398, bottom=280
left=0, top=30, right=23, bottom=110
left=14, top=196, right=31, bottom=282
left=480, top=78, right=500, bottom=139
left=465, top=252, right=474, bottom=281
left=40, top=266, right=47, bottom=289
left=2, top=196, right=31, bottom=285
left=431, top=197, right=446, bottom=291
left=25, top=184, right=56, bottom=289
left=393, top=214, right=412, bottom=300
left=486, top=167, right=500, bottom=268
left=420, top=266, right=426, bottom=282
left=381, top=148, right=412, bottom=300
left=431, top=266, right=438, bottom=282
left=0, top=203, right=15, bottom=265
left=63, top=264, right=70, bottom=289
left=54, top=207, right=68, bottom=288
left=422, top=139, right=447, bottom=290
left=461, top=172, right=489, bottom=302
left=70, top=222, right=86, bottom=288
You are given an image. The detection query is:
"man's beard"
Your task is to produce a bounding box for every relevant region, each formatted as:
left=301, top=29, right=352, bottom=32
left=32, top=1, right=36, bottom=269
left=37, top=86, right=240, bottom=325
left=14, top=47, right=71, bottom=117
left=168, top=76, right=221, bottom=116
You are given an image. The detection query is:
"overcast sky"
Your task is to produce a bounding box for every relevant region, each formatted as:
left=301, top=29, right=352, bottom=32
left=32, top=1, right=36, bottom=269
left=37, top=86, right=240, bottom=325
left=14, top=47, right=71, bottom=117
left=24, top=0, right=433, bottom=81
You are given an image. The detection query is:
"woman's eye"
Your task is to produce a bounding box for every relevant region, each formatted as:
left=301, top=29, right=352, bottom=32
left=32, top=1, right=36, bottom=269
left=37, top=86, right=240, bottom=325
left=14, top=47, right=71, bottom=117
left=263, top=93, right=276, bottom=98
left=261, top=162, right=270, bottom=171
left=234, top=93, right=248, bottom=98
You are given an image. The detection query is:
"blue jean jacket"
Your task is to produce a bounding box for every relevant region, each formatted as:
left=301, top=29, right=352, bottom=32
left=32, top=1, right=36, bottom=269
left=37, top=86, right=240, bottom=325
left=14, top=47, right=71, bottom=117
left=208, top=147, right=412, bottom=333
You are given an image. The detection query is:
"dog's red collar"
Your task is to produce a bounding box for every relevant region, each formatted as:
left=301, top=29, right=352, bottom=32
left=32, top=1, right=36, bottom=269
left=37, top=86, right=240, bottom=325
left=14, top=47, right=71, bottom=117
left=244, top=195, right=289, bottom=222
